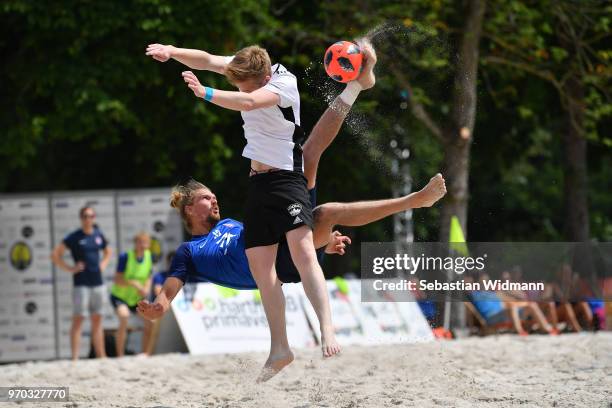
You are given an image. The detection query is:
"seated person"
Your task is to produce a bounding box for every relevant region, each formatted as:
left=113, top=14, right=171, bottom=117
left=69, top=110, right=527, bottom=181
left=470, top=273, right=557, bottom=335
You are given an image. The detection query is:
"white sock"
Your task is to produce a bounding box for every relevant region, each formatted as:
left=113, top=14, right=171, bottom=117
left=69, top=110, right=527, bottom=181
left=338, top=81, right=362, bottom=106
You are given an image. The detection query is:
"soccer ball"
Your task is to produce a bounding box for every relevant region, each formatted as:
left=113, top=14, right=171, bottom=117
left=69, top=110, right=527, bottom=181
left=324, top=41, right=363, bottom=83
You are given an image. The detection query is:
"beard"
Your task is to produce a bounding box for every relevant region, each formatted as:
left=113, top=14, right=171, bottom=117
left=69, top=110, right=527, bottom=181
left=207, top=212, right=221, bottom=226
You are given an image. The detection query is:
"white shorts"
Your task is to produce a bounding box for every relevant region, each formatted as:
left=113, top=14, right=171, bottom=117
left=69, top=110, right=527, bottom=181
left=73, top=285, right=105, bottom=316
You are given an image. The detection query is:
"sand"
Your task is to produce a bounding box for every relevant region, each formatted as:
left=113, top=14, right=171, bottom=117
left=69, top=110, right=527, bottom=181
left=1, top=332, right=610, bottom=408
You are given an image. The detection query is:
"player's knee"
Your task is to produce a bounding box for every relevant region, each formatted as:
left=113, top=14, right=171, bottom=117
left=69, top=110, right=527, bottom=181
left=290, top=245, right=318, bottom=270
left=314, top=202, right=342, bottom=226
left=115, top=306, right=130, bottom=319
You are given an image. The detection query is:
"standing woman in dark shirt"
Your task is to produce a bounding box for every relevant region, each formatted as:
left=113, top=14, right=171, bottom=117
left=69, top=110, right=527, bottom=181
left=52, top=206, right=112, bottom=360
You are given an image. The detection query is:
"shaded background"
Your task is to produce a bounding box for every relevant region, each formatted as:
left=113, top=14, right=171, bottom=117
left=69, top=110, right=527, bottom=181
left=1, top=0, right=610, bottom=277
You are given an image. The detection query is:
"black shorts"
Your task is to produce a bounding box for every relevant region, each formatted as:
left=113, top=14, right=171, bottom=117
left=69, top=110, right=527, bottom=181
left=109, top=294, right=138, bottom=313
left=275, top=187, right=326, bottom=284
left=244, top=170, right=314, bottom=249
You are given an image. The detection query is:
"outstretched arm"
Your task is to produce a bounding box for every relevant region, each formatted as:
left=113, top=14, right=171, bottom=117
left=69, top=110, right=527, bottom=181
left=303, top=39, right=377, bottom=189
left=137, top=277, right=184, bottom=320
left=146, top=44, right=228, bottom=74
left=181, top=71, right=279, bottom=111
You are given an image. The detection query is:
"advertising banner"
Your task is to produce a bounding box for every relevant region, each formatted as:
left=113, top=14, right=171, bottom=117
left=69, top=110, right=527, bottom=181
left=0, top=195, right=56, bottom=362
left=172, top=283, right=314, bottom=354
left=300, top=280, right=367, bottom=346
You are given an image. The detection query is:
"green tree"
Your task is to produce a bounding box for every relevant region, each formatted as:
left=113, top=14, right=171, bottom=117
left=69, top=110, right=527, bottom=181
left=482, top=0, right=612, bottom=241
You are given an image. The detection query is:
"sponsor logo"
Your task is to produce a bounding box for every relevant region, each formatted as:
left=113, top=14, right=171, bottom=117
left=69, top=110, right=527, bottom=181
left=293, top=216, right=303, bottom=225
left=150, top=236, right=162, bottom=263
left=22, top=226, right=34, bottom=239
left=24, top=302, right=37, bottom=315
left=215, top=232, right=236, bottom=254
left=212, top=230, right=221, bottom=239
left=120, top=199, right=135, bottom=206
left=154, top=221, right=165, bottom=232
left=10, top=241, right=32, bottom=271
left=288, top=203, right=302, bottom=217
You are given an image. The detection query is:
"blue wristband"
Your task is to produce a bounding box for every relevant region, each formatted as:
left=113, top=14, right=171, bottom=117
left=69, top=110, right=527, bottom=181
left=204, top=87, right=214, bottom=101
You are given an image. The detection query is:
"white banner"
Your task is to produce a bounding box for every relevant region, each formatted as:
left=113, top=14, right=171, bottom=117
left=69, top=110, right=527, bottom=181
left=0, top=195, right=56, bottom=362
left=350, top=280, right=434, bottom=344
left=172, top=283, right=314, bottom=354
left=299, top=280, right=367, bottom=346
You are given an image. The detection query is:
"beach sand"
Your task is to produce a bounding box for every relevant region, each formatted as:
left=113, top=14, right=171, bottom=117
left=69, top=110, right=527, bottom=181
left=2, top=332, right=610, bottom=407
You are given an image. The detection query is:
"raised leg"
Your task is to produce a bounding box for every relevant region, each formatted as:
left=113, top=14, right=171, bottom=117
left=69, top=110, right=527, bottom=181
left=312, top=174, right=446, bottom=248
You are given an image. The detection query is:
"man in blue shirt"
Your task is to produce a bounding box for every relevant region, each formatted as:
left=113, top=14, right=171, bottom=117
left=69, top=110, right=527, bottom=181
left=138, top=47, right=447, bottom=381
left=52, top=206, right=112, bottom=360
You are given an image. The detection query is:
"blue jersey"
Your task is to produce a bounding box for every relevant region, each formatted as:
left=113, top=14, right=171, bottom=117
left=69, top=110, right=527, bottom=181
left=168, top=189, right=321, bottom=290
left=168, top=219, right=257, bottom=290
left=63, top=228, right=108, bottom=287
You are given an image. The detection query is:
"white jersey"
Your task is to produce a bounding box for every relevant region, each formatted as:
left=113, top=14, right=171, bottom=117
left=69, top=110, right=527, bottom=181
left=240, top=63, right=303, bottom=171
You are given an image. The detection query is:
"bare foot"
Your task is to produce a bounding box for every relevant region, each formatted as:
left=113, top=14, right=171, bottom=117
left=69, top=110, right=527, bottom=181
left=415, top=173, right=446, bottom=208
left=321, top=327, right=341, bottom=358
left=354, top=38, right=377, bottom=90
left=256, top=350, right=294, bottom=383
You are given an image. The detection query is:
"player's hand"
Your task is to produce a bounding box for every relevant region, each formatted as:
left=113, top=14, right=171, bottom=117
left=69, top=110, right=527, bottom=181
left=137, top=288, right=148, bottom=298
left=137, top=300, right=164, bottom=321
left=71, top=261, right=85, bottom=274
left=325, top=230, right=352, bottom=255
left=354, top=37, right=377, bottom=90
left=145, top=43, right=174, bottom=62
left=182, top=71, right=205, bottom=98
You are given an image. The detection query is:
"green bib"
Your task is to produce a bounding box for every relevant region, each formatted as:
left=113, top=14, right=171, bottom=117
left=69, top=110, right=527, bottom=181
left=111, top=249, right=152, bottom=306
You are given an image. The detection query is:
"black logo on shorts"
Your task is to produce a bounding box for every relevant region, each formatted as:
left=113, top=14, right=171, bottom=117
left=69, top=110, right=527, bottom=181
left=288, top=203, right=302, bottom=217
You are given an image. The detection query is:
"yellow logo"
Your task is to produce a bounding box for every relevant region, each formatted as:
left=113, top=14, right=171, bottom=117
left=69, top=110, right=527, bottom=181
left=10, top=241, right=32, bottom=271
left=150, top=237, right=162, bottom=263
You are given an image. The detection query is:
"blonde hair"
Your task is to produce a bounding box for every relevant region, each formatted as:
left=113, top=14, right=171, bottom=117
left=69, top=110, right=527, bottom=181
left=133, top=231, right=150, bottom=244
left=225, top=45, right=272, bottom=84
left=170, top=179, right=209, bottom=232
